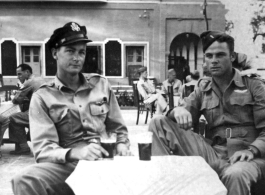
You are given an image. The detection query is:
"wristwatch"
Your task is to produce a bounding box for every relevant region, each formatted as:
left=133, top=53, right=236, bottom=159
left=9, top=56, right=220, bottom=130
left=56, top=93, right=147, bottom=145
left=247, top=146, right=260, bottom=157
left=247, top=147, right=255, bottom=155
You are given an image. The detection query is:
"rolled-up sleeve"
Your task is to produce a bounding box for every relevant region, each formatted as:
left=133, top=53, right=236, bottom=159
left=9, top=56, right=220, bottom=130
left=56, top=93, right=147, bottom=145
left=13, top=83, right=33, bottom=104
left=29, top=92, right=71, bottom=163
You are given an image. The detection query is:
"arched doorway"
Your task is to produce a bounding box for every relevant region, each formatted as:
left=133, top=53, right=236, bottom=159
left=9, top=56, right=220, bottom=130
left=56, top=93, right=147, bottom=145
left=168, top=33, right=203, bottom=83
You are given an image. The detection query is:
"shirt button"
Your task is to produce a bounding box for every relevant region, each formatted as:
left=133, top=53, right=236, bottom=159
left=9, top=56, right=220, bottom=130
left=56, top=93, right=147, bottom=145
left=101, top=110, right=104, bottom=113
left=79, top=105, right=82, bottom=107
left=83, top=119, right=85, bottom=122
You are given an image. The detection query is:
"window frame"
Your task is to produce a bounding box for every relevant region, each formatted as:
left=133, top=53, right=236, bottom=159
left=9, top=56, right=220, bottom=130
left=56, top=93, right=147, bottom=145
left=85, top=41, right=104, bottom=74
left=103, top=38, right=124, bottom=78
left=123, top=42, right=149, bottom=77
left=0, top=38, right=19, bottom=78
left=19, top=41, right=43, bottom=75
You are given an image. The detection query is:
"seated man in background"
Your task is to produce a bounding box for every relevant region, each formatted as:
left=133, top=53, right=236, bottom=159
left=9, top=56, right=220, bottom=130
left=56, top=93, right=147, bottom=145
left=202, top=63, right=211, bottom=77
left=185, top=75, right=192, bottom=83
left=161, top=69, right=182, bottom=95
left=232, top=52, right=247, bottom=71
left=12, top=22, right=130, bottom=195
left=9, top=63, right=46, bottom=155
left=137, top=66, right=167, bottom=114
left=149, top=30, right=265, bottom=195
left=161, top=69, right=182, bottom=107
left=180, top=70, right=200, bottom=99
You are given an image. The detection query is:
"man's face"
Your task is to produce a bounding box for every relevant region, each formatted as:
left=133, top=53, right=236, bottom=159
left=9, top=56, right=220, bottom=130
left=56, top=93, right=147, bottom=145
left=53, top=42, right=87, bottom=76
left=168, top=72, right=176, bottom=82
left=16, top=67, right=29, bottom=83
left=204, top=41, right=235, bottom=77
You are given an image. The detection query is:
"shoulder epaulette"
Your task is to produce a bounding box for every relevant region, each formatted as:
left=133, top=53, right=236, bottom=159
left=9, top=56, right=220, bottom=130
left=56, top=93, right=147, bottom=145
left=83, top=73, right=105, bottom=81
left=197, top=77, right=211, bottom=90
left=244, top=73, right=265, bottom=83
left=39, top=81, right=55, bottom=88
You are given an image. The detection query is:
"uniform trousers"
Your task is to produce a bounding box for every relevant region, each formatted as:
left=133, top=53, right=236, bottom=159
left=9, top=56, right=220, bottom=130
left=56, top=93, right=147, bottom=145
left=9, top=110, right=29, bottom=144
left=12, top=161, right=77, bottom=195
left=144, top=93, right=167, bottom=114
left=149, top=116, right=265, bottom=195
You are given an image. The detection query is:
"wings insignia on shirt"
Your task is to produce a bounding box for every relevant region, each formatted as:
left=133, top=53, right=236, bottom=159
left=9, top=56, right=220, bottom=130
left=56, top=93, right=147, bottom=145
left=234, top=89, right=248, bottom=93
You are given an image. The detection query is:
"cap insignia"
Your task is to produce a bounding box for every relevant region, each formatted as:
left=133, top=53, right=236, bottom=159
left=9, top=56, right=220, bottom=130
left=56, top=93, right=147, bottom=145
left=71, top=22, right=80, bottom=31
left=210, top=35, right=214, bottom=38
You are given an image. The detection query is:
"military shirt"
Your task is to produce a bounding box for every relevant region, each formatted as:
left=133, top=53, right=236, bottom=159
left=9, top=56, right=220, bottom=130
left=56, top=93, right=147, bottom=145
left=29, top=73, right=129, bottom=163
left=12, top=75, right=46, bottom=104
left=185, top=69, right=265, bottom=157
left=137, top=78, right=156, bottom=100
left=161, top=79, right=182, bottom=96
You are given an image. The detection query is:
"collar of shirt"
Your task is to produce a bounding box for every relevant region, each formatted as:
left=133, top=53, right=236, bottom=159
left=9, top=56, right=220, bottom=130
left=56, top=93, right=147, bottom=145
left=139, top=77, right=148, bottom=82
left=203, top=68, right=245, bottom=92
left=167, top=79, right=175, bottom=85
left=54, top=73, right=94, bottom=91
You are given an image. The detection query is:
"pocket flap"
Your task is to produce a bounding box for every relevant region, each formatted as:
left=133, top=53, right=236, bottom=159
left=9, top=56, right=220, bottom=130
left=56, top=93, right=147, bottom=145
left=90, top=103, right=109, bottom=116
left=201, top=99, right=219, bottom=110
left=230, top=91, right=254, bottom=106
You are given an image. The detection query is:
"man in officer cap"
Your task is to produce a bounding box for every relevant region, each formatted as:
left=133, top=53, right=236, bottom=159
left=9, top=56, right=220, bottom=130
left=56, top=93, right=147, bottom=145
left=12, top=22, right=131, bottom=195
left=148, top=30, right=265, bottom=195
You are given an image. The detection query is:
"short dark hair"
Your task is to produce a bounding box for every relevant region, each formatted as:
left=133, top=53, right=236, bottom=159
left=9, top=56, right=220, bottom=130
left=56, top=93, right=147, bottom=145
left=17, top=64, right=32, bottom=74
left=215, top=34, right=234, bottom=54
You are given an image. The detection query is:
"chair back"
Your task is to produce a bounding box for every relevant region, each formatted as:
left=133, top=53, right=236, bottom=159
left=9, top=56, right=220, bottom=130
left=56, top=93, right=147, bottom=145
left=132, top=81, right=141, bottom=107
left=183, top=85, right=195, bottom=98
left=168, top=85, right=174, bottom=109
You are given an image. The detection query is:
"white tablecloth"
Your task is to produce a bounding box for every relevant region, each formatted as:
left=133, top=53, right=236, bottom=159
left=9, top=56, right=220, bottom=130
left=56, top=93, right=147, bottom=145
left=66, top=156, right=227, bottom=195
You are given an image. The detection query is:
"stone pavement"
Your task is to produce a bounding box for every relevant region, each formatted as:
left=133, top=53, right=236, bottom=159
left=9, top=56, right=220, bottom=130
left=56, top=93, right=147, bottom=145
left=0, top=109, right=152, bottom=195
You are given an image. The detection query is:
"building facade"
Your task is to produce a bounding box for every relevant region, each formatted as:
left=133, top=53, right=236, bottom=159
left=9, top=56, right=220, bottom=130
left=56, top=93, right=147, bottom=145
left=0, top=0, right=226, bottom=86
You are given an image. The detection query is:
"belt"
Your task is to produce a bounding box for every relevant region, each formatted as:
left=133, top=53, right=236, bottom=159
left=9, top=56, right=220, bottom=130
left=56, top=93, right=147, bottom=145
left=211, top=125, right=257, bottom=139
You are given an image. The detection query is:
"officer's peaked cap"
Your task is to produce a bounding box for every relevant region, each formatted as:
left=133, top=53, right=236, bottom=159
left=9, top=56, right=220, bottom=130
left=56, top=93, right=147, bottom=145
left=47, top=22, right=92, bottom=52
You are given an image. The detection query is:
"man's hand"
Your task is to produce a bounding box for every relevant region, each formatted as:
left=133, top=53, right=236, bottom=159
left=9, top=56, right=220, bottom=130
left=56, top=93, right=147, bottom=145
left=66, top=143, right=108, bottom=161
left=116, top=143, right=132, bottom=156
left=172, top=107, right=193, bottom=130
left=228, top=150, right=254, bottom=165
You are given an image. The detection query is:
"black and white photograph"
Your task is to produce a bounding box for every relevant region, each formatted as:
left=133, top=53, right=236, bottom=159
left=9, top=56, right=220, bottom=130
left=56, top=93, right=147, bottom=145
left=0, top=0, right=265, bottom=195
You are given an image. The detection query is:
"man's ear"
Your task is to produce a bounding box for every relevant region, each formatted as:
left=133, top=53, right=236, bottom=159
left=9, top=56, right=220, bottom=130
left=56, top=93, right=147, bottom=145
left=230, top=52, right=236, bottom=62
left=51, top=48, right=58, bottom=60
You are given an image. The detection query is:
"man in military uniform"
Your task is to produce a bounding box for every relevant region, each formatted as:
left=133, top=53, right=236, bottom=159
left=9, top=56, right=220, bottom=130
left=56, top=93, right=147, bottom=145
left=9, top=63, right=46, bottom=155
left=149, top=31, right=265, bottom=195
left=137, top=66, right=167, bottom=114
left=12, top=22, right=130, bottom=195
left=161, top=69, right=182, bottom=96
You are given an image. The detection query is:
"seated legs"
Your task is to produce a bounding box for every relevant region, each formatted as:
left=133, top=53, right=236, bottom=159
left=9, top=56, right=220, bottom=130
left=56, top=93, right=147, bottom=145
left=148, top=116, right=265, bottom=195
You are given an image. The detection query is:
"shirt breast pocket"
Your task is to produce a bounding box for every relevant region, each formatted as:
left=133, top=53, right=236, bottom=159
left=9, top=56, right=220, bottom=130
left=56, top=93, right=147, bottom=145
left=201, top=98, right=219, bottom=124
left=230, top=91, right=254, bottom=121
left=90, top=103, right=109, bottom=131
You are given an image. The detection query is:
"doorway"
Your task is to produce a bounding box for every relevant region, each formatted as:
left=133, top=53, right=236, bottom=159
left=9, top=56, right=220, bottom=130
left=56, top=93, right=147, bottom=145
left=21, top=46, right=41, bottom=76
left=168, top=33, right=202, bottom=83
